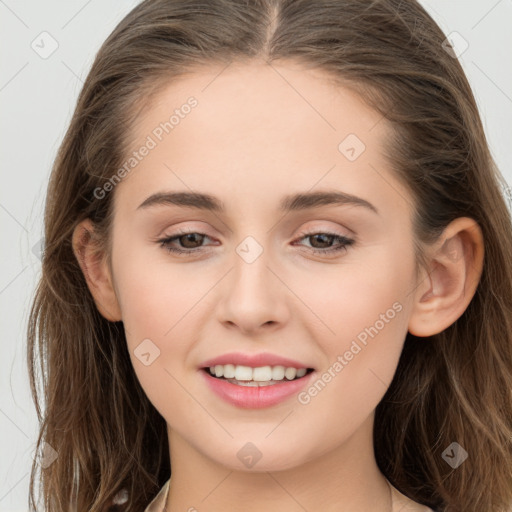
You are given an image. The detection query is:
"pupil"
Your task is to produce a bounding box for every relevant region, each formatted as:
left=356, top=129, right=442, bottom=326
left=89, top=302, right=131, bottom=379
left=312, top=234, right=332, bottom=248
left=182, top=233, right=202, bottom=248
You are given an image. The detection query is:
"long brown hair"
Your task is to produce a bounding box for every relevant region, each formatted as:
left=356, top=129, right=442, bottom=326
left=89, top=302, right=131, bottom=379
left=27, top=0, right=512, bottom=510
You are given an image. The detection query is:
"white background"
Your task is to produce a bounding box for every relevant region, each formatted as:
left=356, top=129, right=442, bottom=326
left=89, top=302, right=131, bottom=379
left=1, top=1, right=511, bottom=510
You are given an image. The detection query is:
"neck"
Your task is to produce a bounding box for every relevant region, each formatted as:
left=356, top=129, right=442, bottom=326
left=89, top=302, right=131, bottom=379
left=164, top=414, right=393, bottom=512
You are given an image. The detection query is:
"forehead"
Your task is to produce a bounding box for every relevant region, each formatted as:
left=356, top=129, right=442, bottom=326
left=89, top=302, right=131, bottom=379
left=114, top=60, right=411, bottom=220
left=133, top=60, right=385, bottom=145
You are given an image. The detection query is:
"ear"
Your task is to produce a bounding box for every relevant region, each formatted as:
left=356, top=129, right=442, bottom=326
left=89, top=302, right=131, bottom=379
left=408, top=217, right=484, bottom=337
left=71, top=218, right=122, bottom=322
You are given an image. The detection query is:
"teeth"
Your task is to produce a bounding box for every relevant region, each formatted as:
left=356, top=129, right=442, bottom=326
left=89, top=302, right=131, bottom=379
left=253, top=366, right=272, bottom=381
left=296, top=368, right=307, bottom=378
left=272, top=365, right=285, bottom=380
left=207, top=364, right=309, bottom=382
left=235, top=365, right=253, bottom=381
left=223, top=364, right=236, bottom=378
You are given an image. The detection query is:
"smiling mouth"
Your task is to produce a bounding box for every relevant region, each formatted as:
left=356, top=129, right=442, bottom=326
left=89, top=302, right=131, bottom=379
left=202, top=366, right=315, bottom=386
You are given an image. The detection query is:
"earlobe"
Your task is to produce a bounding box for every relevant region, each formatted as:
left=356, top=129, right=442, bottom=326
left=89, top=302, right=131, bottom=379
left=71, top=219, right=122, bottom=322
left=408, top=217, right=484, bottom=337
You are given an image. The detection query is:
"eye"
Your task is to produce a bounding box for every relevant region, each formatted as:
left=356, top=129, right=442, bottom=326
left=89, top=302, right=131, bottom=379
left=293, top=230, right=355, bottom=255
left=156, top=229, right=355, bottom=257
left=157, top=229, right=214, bottom=256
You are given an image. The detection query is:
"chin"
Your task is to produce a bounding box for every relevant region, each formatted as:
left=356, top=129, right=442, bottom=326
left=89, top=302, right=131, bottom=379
left=210, top=445, right=310, bottom=473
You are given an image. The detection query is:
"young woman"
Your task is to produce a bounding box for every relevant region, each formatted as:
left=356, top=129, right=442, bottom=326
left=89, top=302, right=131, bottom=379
left=27, top=1, right=512, bottom=511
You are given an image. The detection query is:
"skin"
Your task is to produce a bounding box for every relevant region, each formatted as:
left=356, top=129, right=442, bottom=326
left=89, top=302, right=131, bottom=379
left=72, top=60, right=484, bottom=511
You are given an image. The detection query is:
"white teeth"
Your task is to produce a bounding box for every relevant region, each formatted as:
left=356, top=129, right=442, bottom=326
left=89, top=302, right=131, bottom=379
left=207, top=364, right=310, bottom=382
left=271, top=365, right=285, bottom=380
left=234, top=365, right=253, bottom=381
left=223, top=363, right=236, bottom=378
left=253, top=366, right=272, bottom=381
left=284, top=367, right=297, bottom=380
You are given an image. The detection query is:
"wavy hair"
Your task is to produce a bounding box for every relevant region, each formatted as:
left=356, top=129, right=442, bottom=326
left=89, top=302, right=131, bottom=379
left=27, top=0, right=512, bottom=510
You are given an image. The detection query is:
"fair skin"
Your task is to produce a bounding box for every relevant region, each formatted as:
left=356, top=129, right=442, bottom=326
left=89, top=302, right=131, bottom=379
left=72, top=61, right=484, bottom=511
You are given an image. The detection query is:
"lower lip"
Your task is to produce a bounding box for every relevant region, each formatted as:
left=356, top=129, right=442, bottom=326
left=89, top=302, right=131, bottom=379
left=200, top=369, right=316, bottom=409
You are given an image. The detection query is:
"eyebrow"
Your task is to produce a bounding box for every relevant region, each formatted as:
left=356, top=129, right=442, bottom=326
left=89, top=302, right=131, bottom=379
left=136, top=190, right=379, bottom=215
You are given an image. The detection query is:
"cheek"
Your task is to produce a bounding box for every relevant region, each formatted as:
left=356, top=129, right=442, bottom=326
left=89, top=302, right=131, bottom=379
left=112, top=252, right=199, bottom=411
left=304, top=255, right=411, bottom=349
left=296, top=277, right=410, bottom=441
left=113, top=243, right=199, bottom=339
left=112, top=244, right=215, bottom=398
left=301, top=252, right=413, bottom=408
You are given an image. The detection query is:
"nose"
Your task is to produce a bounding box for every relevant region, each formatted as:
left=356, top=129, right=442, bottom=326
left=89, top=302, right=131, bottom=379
left=216, top=244, right=291, bottom=336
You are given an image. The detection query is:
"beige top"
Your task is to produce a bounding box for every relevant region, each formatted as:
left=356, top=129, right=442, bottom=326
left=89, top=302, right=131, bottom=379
left=144, top=478, right=170, bottom=511
left=143, top=477, right=435, bottom=511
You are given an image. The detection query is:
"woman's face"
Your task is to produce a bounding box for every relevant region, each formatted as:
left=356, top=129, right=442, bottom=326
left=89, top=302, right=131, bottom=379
left=108, top=61, right=419, bottom=471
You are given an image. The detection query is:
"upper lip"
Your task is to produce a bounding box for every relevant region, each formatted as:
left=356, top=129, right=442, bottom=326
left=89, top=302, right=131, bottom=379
left=200, top=352, right=314, bottom=370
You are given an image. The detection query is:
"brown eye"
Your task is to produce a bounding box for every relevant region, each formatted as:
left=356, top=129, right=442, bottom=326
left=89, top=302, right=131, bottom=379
left=177, top=233, right=206, bottom=249
left=158, top=231, right=213, bottom=256
left=294, top=231, right=355, bottom=255
left=308, top=233, right=336, bottom=249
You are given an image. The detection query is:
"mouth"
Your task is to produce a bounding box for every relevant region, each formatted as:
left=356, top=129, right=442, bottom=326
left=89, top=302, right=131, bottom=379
left=200, top=363, right=317, bottom=409
left=201, top=365, right=315, bottom=387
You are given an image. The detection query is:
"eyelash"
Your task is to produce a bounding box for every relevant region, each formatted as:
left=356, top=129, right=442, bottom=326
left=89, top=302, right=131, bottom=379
left=157, top=228, right=355, bottom=257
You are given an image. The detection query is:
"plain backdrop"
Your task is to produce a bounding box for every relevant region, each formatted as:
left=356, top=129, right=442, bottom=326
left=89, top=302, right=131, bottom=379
left=1, top=1, right=511, bottom=510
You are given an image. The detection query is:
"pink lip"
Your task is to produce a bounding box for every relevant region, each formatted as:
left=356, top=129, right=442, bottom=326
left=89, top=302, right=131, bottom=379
left=200, top=368, right=316, bottom=409
left=199, top=352, right=313, bottom=370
